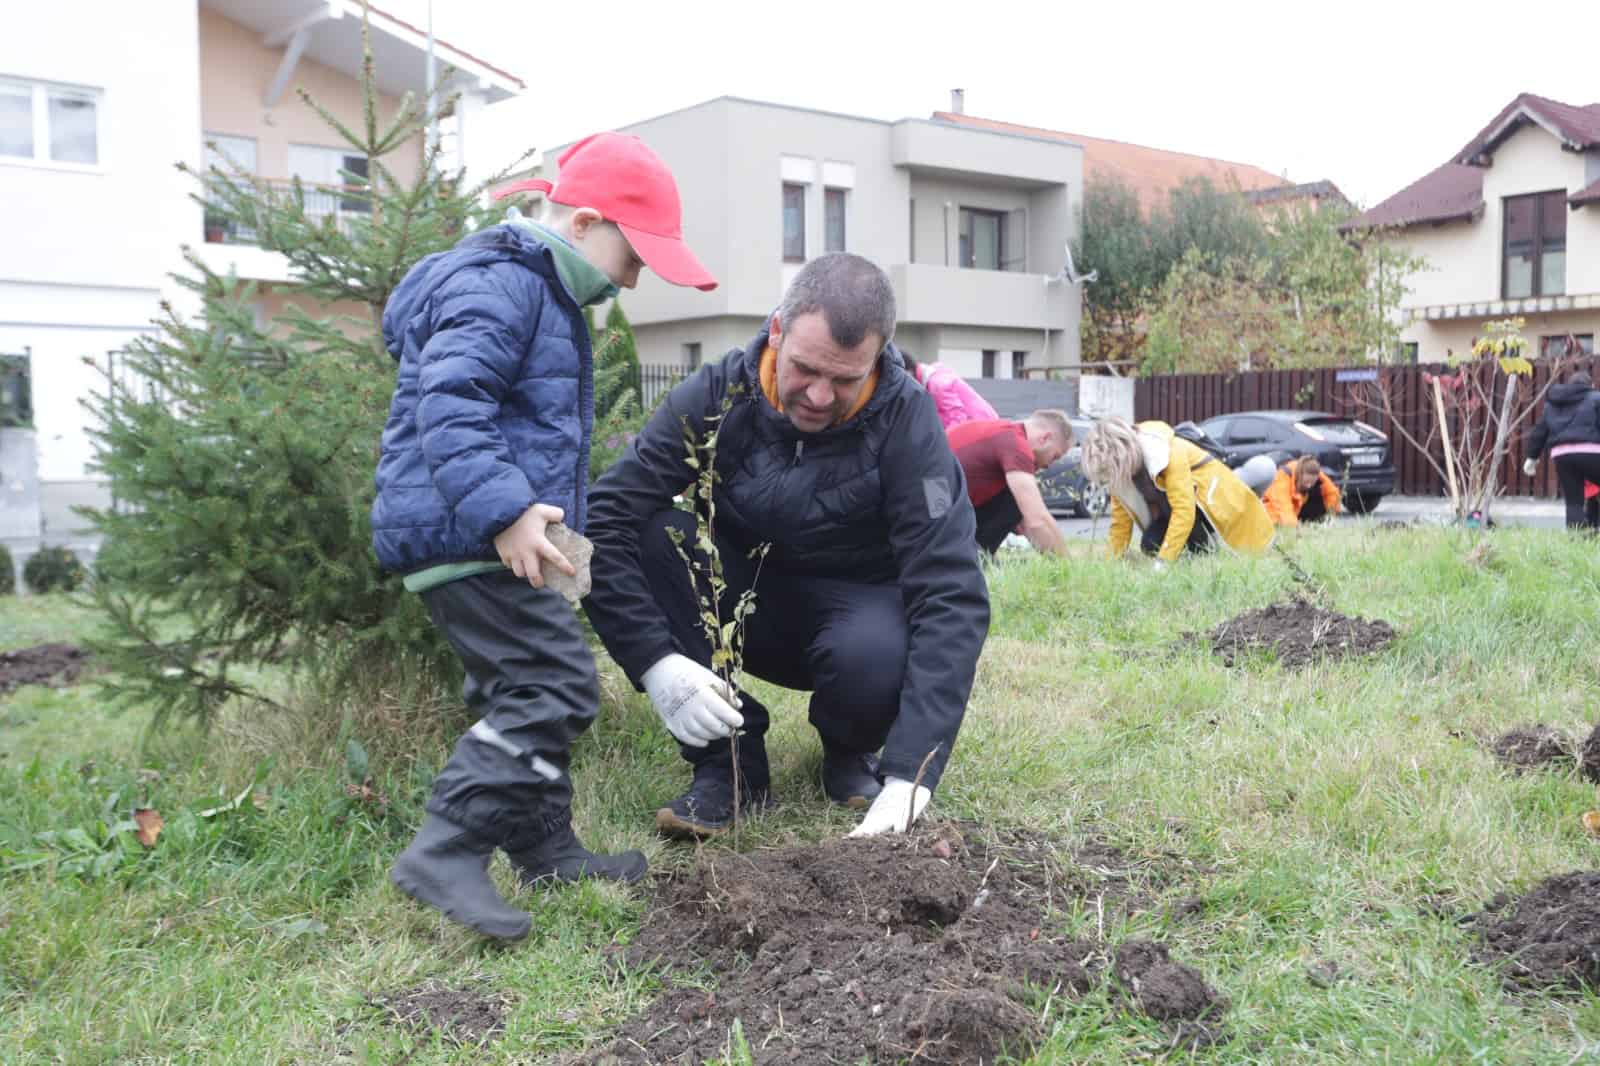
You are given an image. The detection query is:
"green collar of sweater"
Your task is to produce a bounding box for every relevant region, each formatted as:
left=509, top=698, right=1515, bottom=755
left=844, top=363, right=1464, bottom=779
left=511, top=216, right=617, bottom=307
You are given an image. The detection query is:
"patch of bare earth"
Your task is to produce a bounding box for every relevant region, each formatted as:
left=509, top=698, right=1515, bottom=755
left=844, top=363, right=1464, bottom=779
left=581, top=826, right=1225, bottom=1064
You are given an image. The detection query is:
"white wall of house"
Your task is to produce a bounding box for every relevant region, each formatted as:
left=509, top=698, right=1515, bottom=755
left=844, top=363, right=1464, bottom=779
left=0, top=4, right=203, bottom=486
left=548, top=97, right=1083, bottom=372
left=1393, top=125, right=1596, bottom=309
left=1388, top=124, right=1600, bottom=361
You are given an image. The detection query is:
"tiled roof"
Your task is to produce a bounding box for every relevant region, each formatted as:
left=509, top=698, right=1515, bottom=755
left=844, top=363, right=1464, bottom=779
left=1243, top=180, right=1351, bottom=208
left=930, top=111, right=1288, bottom=214
left=1348, top=161, right=1484, bottom=230
left=1352, top=93, right=1600, bottom=231
left=1454, top=92, right=1600, bottom=163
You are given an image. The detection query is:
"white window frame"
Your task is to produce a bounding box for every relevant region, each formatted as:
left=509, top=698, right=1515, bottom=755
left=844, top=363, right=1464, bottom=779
left=0, top=76, right=103, bottom=172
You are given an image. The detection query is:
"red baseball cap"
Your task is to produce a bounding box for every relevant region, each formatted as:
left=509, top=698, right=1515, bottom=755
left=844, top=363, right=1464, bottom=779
left=494, top=132, right=717, bottom=291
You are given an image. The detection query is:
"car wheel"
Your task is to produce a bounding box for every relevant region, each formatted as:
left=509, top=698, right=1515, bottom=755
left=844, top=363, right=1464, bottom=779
left=1345, top=491, right=1382, bottom=515
left=1076, top=486, right=1109, bottom=519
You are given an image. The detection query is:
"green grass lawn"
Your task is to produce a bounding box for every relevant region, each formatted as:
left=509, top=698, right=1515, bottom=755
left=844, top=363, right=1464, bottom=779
left=3, top=524, right=1599, bottom=1064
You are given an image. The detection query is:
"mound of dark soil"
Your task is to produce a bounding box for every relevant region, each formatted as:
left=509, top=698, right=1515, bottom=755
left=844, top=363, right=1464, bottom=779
left=1207, top=598, right=1394, bottom=668
left=584, top=829, right=1225, bottom=1064
left=1470, top=872, right=1600, bottom=992
left=1490, top=726, right=1575, bottom=772
left=0, top=642, right=90, bottom=696
left=1113, top=940, right=1229, bottom=1050
left=372, top=982, right=507, bottom=1045
left=1580, top=725, right=1600, bottom=784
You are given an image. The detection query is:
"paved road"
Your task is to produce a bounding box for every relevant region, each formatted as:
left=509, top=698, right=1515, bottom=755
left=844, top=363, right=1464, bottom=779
left=1050, top=494, right=1567, bottom=542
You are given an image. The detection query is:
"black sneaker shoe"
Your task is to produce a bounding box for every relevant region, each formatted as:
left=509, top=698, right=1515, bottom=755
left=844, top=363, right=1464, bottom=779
left=507, top=814, right=648, bottom=886
left=391, top=814, right=530, bottom=941
left=655, top=760, right=772, bottom=839
left=822, top=747, right=883, bottom=809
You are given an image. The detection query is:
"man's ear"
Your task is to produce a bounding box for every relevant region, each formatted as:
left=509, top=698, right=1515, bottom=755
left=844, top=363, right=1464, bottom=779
left=767, top=312, right=783, bottom=347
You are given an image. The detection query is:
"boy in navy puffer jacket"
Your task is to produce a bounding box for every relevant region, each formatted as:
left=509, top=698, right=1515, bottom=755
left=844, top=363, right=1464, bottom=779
left=374, top=133, right=716, bottom=940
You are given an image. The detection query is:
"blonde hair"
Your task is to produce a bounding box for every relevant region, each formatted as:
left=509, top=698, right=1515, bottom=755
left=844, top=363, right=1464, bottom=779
left=1080, top=416, right=1145, bottom=485
left=1026, top=409, right=1074, bottom=448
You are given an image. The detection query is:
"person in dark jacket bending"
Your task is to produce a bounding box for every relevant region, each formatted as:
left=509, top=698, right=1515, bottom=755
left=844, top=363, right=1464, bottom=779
left=1523, top=368, right=1600, bottom=529
left=371, top=133, right=718, bottom=941
left=584, top=253, right=991, bottom=839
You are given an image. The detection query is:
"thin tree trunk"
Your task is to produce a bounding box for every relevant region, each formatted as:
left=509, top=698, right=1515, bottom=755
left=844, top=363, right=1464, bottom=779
left=1480, top=373, right=1519, bottom=522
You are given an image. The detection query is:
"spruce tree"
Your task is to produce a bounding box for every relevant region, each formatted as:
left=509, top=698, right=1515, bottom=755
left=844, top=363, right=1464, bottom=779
left=84, top=15, right=527, bottom=727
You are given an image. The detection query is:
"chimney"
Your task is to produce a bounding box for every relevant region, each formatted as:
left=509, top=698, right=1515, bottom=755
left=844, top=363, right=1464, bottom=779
left=950, top=88, right=965, bottom=115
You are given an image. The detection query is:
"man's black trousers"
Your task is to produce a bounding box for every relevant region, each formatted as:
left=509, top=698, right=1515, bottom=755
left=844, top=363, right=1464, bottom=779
left=637, top=508, right=909, bottom=782
left=973, top=491, right=1023, bottom=555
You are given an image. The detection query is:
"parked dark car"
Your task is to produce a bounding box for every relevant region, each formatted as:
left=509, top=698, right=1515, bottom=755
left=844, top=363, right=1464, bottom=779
left=1197, top=410, right=1395, bottom=513
left=1040, top=416, right=1109, bottom=518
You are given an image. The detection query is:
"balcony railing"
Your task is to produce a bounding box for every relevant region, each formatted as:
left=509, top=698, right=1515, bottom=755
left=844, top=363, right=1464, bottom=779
left=202, top=179, right=370, bottom=246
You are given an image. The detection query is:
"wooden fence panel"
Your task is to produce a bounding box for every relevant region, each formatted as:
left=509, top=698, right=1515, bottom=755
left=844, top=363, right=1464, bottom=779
left=1132, top=364, right=1569, bottom=497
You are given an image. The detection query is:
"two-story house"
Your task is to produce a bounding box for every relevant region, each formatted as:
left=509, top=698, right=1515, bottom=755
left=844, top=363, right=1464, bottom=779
left=0, top=0, right=521, bottom=566
left=1353, top=93, right=1600, bottom=363
left=520, top=96, right=1086, bottom=381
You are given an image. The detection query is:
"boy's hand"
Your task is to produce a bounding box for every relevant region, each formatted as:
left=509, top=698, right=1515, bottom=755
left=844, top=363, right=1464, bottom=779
left=494, top=504, right=577, bottom=589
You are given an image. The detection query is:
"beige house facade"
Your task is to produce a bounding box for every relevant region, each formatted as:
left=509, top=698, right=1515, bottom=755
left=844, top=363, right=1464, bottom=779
left=1355, top=93, right=1600, bottom=363
left=525, top=97, right=1086, bottom=380
left=0, top=0, right=521, bottom=564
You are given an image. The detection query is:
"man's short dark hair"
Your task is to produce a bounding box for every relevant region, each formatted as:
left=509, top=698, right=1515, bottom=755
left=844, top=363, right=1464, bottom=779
left=776, top=253, right=896, bottom=351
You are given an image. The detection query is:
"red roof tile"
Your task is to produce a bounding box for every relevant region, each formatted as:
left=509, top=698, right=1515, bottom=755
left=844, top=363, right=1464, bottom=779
left=1572, top=176, right=1600, bottom=208
left=930, top=111, right=1288, bottom=215
left=1348, top=161, right=1483, bottom=230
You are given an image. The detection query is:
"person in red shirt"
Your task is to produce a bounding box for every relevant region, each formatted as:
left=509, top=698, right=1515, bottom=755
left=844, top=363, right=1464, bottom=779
left=947, top=411, right=1073, bottom=556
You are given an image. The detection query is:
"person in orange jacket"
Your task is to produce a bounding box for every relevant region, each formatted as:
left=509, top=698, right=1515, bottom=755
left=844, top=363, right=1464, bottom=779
left=1261, top=456, right=1342, bottom=526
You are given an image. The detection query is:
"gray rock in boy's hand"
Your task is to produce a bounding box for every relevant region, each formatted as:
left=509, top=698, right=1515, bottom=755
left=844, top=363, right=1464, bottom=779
left=542, top=523, right=593, bottom=604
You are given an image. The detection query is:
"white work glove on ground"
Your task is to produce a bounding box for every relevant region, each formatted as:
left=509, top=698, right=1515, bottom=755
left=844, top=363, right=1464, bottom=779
left=1522, top=457, right=1538, bottom=477
left=641, top=653, right=744, bottom=747
left=848, top=777, right=932, bottom=837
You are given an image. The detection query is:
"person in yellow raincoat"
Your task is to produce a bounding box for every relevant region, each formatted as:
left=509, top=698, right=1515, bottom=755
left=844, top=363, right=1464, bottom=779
left=1080, top=417, right=1274, bottom=562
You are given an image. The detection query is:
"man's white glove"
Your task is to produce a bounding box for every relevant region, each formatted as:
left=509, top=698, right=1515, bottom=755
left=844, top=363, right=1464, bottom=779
left=1522, top=457, right=1538, bottom=477
left=641, top=653, right=743, bottom=747
left=847, top=777, right=932, bottom=837
left=1150, top=559, right=1167, bottom=573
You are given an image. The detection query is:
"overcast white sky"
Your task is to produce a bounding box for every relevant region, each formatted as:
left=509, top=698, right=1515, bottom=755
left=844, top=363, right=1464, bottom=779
left=388, top=0, right=1599, bottom=210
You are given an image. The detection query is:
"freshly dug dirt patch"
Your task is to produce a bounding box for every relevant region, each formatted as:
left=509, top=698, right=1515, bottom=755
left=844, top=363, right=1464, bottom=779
left=0, top=643, right=90, bottom=696
left=583, top=828, right=1224, bottom=1065
left=1470, top=872, right=1600, bottom=992
left=373, top=982, right=507, bottom=1045
left=1580, top=724, right=1600, bottom=784
left=1489, top=726, right=1575, bottom=772
left=1113, top=940, right=1228, bottom=1051
left=1206, top=598, right=1394, bottom=668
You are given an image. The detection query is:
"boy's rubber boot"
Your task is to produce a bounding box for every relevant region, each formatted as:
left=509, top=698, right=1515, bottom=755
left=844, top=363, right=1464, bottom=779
left=508, top=813, right=648, bottom=886
left=391, top=814, right=531, bottom=941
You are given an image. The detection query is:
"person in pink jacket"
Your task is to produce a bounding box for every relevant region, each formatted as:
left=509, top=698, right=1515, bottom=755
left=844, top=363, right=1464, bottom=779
left=901, top=352, right=998, bottom=430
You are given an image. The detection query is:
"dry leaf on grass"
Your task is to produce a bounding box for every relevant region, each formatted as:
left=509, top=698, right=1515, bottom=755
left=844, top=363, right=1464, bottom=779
left=133, top=808, right=164, bottom=847
left=1581, top=811, right=1600, bottom=837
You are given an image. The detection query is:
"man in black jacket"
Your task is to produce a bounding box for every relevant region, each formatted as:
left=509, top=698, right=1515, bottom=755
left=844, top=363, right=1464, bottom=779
left=584, top=253, right=990, bottom=838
